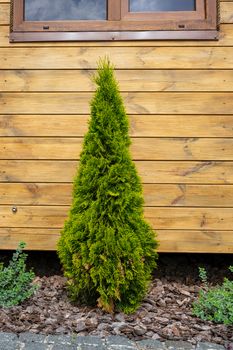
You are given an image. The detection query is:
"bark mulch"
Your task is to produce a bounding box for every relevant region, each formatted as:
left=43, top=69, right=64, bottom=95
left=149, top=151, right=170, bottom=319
left=0, top=253, right=232, bottom=347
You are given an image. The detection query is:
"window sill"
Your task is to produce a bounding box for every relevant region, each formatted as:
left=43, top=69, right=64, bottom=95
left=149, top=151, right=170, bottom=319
left=10, top=30, right=219, bottom=43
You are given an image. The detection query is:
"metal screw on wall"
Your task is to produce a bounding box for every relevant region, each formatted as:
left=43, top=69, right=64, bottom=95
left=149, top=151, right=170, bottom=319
left=12, top=206, right=17, bottom=214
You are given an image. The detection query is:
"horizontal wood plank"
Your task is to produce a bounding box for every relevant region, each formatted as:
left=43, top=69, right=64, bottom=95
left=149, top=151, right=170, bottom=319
left=1, top=115, right=233, bottom=138
left=0, top=160, right=232, bottom=184
left=129, top=115, right=233, bottom=138
left=0, top=183, right=72, bottom=206
left=221, top=2, right=233, bottom=23
left=2, top=69, right=233, bottom=92
left=1, top=137, right=233, bottom=161
left=144, top=184, right=233, bottom=207
left=157, top=230, right=233, bottom=253
left=1, top=183, right=233, bottom=207
left=0, top=206, right=232, bottom=230
left=0, top=115, right=89, bottom=137
left=0, top=228, right=232, bottom=253
left=0, top=228, right=60, bottom=250
left=1, top=92, right=233, bottom=114
left=146, top=207, right=233, bottom=230
left=1, top=47, right=233, bottom=69
left=0, top=3, right=9, bottom=25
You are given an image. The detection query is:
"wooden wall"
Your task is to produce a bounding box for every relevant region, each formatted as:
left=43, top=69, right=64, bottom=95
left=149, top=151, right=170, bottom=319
left=0, top=0, right=233, bottom=252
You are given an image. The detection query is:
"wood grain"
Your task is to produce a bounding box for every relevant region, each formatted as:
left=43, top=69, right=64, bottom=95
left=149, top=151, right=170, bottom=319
left=1, top=47, right=233, bottom=69
left=1, top=115, right=233, bottom=138
left=146, top=207, right=233, bottom=230
left=1, top=92, right=233, bottom=114
left=0, top=183, right=72, bottom=205
left=0, top=1, right=233, bottom=252
left=1, top=183, right=233, bottom=207
left=2, top=69, right=233, bottom=92
left=157, top=230, right=233, bottom=253
left=0, top=3, right=9, bottom=25
left=0, top=115, right=89, bottom=137
left=0, top=205, right=232, bottom=229
left=0, top=137, right=233, bottom=160
left=221, top=2, right=233, bottom=23
left=129, top=115, right=233, bottom=138
left=0, top=228, right=232, bottom=253
left=0, top=228, right=60, bottom=250
left=0, top=160, right=232, bottom=184
left=143, top=184, right=233, bottom=207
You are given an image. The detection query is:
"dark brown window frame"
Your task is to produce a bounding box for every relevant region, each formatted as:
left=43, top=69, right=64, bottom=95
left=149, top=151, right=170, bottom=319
left=10, top=0, right=219, bottom=42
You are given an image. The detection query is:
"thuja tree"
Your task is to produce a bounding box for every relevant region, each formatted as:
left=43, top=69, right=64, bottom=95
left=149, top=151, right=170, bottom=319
left=58, top=59, right=158, bottom=313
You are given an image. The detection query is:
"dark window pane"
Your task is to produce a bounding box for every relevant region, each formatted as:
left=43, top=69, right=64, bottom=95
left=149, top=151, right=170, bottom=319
left=130, top=0, right=195, bottom=12
left=24, top=0, right=106, bottom=21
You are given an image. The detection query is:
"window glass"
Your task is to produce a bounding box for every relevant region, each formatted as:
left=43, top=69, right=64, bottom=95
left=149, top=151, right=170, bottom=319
left=130, top=0, right=195, bottom=12
left=24, top=0, right=107, bottom=21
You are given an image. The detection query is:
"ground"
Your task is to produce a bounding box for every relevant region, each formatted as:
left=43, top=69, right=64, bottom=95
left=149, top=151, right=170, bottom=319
left=0, top=252, right=232, bottom=348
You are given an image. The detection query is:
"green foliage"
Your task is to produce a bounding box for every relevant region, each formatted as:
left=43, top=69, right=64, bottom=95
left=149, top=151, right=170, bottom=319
left=0, top=242, right=38, bottom=307
left=192, top=266, right=233, bottom=325
left=198, top=267, right=208, bottom=287
left=58, top=58, right=158, bottom=313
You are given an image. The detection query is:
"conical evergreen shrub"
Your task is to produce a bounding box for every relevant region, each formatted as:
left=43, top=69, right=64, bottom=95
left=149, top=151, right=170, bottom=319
left=58, top=59, right=158, bottom=313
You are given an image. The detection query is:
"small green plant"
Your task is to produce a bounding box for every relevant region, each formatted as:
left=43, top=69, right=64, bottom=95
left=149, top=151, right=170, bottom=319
left=198, top=267, right=208, bottom=287
left=0, top=242, right=38, bottom=307
left=192, top=266, right=233, bottom=325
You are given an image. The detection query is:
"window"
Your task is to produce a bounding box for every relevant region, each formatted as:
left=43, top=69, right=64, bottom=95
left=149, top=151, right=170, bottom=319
left=10, top=0, right=218, bottom=42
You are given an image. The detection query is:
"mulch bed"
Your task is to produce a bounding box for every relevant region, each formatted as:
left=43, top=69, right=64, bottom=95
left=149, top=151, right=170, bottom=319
left=0, top=253, right=232, bottom=347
